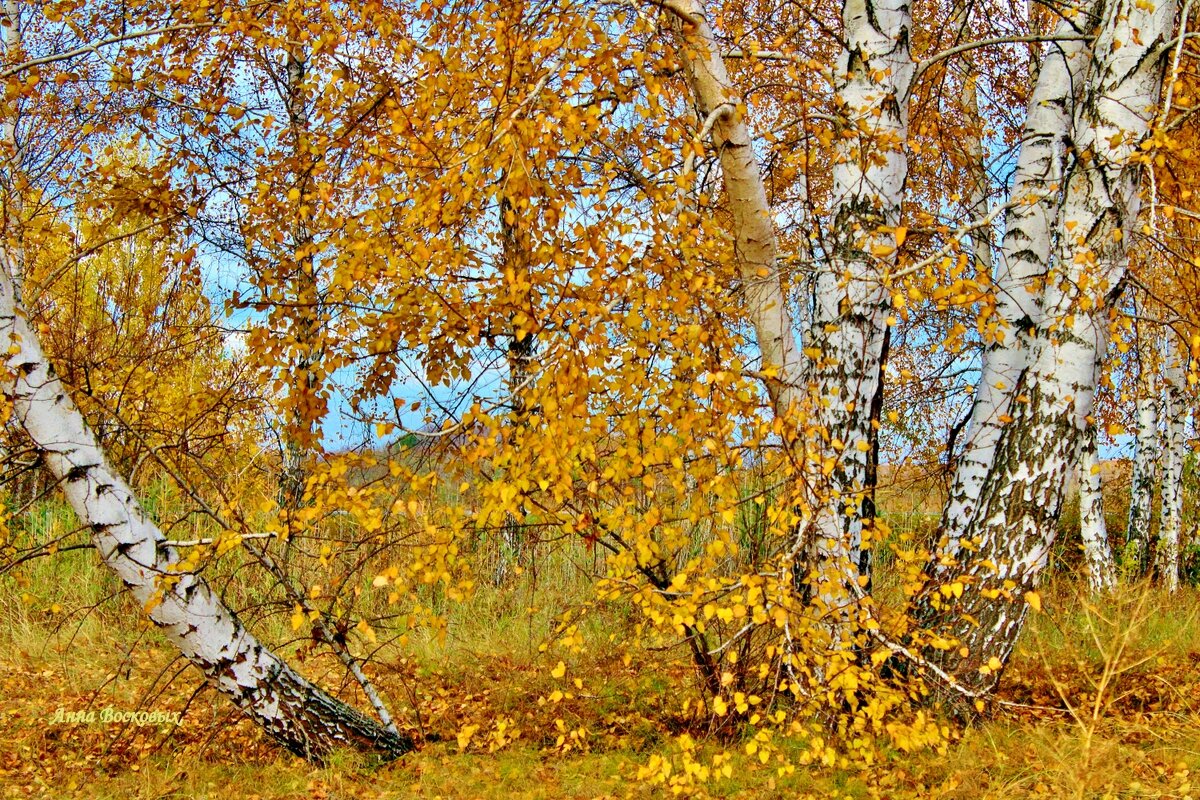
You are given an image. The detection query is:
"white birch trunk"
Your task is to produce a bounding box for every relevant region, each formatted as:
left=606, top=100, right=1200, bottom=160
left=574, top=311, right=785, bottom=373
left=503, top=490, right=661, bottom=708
left=668, top=0, right=804, bottom=416
left=1158, top=350, right=1187, bottom=592
left=0, top=250, right=411, bottom=762
left=1126, top=361, right=1158, bottom=573
left=935, top=6, right=1096, bottom=572
left=277, top=43, right=320, bottom=510
left=799, top=0, right=913, bottom=619
left=920, top=0, right=1177, bottom=700
left=1079, top=420, right=1117, bottom=592
left=667, top=0, right=912, bottom=643
left=962, top=69, right=994, bottom=277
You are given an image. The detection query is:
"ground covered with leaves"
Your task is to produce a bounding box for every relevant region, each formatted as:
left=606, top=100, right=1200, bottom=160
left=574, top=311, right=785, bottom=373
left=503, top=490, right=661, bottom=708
left=1, top=583, right=1198, bottom=799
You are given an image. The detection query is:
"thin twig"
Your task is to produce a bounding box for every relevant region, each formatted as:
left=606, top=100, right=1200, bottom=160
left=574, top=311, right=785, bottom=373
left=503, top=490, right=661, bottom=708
left=168, top=532, right=277, bottom=547
left=1, top=23, right=217, bottom=79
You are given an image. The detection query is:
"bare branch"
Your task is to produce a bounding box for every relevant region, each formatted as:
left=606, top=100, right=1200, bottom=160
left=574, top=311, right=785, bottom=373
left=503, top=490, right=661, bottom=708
left=1, top=23, right=217, bottom=79
left=914, top=34, right=1094, bottom=83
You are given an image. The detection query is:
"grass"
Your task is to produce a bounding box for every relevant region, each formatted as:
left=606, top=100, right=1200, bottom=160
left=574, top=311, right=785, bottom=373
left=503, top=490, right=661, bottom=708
left=3, top=495, right=1200, bottom=798
left=1, top=600, right=1198, bottom=798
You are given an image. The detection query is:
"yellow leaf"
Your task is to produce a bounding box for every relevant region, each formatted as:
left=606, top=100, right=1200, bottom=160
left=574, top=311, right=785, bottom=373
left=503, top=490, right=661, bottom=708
left=1024, top=591, right=1042, bottom=612
left=551, top=660, right=566, bottom=679
left=457, top=723, right=479, bottom=750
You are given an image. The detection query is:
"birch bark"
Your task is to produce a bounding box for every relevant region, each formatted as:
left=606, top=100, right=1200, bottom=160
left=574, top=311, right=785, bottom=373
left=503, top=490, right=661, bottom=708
left=1158, top=349, right=1187, bottom=592
left=0, top=248, right=411, bottom=762
left=1079, top=419, right=1117, bottom=592
left=799, top=0, right=913, bottom=623
left=933, top=5, right=1096, bottom=575
left=961, top=68, right=994, bottom=278
left=667, top=0, right=804, bottom=417
left=1126, top=355, right=1158, bottom=573
left=919, top=0, right=1177, bottom=700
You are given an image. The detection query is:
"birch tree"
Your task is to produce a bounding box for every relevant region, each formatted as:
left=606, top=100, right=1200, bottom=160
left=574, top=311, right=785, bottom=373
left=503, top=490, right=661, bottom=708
left=0, top=0, right=420, bottom=763
left=4, top=0, right=1195, bottom=766
left=801, top=0, right=913, bottom=620
left=930, top=4, right=1095, bottom=580
left=0, top=248, right=411, bottom=760
left=666, top=0, right=912, bottom=646
left=918, top=0, right=1179, bottom=698
left=1158, top=345, right=1188, bottom=591
left=638, top=0, right=1179, bottom=708
left=274, top=37, right=323, bottom=511
left=1079, top=419, right=1118, bottom=592
left=492, top=183, right=537, bottom=586
left=1127, top=324, right=1160, bottom=573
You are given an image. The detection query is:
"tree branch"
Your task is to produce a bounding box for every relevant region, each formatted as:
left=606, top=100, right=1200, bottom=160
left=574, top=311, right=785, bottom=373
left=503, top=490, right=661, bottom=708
left=1, top=23, right=217, bottom=79
left=914, top=34, right=1094, bottom=83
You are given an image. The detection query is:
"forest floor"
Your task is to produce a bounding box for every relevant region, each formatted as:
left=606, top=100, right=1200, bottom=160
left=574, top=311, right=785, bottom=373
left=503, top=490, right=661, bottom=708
left=1, top=574, right=1199, bottom=799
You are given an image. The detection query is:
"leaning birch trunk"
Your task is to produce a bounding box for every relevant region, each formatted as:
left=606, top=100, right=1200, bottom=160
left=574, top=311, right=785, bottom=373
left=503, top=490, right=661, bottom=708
left=933, top=5, right=1095, bottom=575
left=1126, top=356, right=1159, bottom=574
left=667, top=0, right=804, bottom=415
left=1079, top=419, right=1117, bottom=592
left=918, top=0, right=1177, bottom=703
left=0, top=250, right=412, bottom=763
left=1157, top=349, right=1187, bottom=592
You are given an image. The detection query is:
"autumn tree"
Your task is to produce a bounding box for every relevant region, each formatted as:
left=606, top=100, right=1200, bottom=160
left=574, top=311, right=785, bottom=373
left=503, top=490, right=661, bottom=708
left=0, top=0, right=411, bottom=761
left=1, top=0, right=1194, bottom=768
left=17, top=195, right=260, bottom=482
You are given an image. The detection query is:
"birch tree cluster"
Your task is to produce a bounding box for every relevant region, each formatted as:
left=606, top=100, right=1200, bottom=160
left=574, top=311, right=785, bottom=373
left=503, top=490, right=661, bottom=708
left=0, top=0, right=1198, bottom=773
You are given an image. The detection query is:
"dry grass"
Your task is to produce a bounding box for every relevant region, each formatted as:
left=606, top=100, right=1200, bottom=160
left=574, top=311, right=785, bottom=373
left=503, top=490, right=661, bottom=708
left=3, top=490, right=1200, bottom=798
